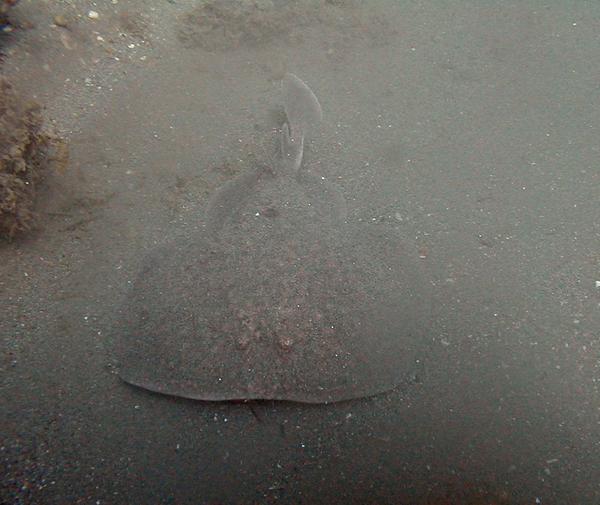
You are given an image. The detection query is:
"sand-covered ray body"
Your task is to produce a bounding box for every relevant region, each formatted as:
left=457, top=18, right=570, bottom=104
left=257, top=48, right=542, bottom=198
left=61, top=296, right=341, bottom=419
left=116, top=74, right=430, bottom=403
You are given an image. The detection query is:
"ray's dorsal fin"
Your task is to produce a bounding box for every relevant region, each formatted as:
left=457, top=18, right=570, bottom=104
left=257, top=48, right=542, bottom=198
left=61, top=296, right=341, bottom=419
left=281, top=73, right=322, bottom=173
left=280, top=121, right=304, bottom=173
left=282, top=73, right=323, bottom=140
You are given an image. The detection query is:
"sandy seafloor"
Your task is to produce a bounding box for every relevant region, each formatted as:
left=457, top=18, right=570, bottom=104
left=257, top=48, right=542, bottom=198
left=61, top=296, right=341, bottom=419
left=1, top=1, right=599, bottom=503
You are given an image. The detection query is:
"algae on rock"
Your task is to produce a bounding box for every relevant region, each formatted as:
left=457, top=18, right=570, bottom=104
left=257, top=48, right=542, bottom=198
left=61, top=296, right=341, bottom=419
left=0, top=77, right=67, bottom=239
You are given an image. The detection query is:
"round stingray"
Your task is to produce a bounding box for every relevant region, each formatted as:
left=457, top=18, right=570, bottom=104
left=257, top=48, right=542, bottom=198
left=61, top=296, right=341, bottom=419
left=116, top=166, right=431, bottom=403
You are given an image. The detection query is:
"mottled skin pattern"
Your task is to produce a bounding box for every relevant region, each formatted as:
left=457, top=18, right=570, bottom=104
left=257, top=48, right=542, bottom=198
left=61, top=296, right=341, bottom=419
left=116, top=179, right=428, bottom=402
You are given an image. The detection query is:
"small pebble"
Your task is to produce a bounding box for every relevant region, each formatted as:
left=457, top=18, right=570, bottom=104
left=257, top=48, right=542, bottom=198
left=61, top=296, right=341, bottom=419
left=53, top=15, right=69, bottom=28
left=88, top=10, right=99, bottom=20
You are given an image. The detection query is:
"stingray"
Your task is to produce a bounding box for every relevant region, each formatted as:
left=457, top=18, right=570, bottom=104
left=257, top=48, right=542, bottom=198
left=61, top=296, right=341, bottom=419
left=116, top=73, right=430, bottom=403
